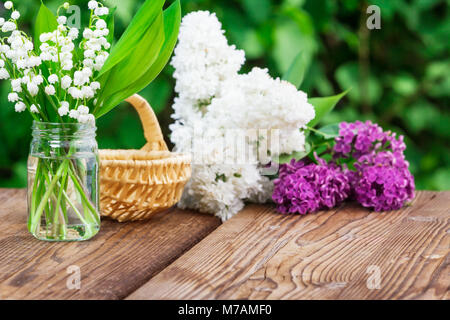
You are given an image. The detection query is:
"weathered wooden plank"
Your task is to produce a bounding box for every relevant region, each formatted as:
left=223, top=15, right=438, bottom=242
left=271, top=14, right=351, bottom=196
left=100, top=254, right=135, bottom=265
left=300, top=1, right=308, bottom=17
left=127, top=191, right=450, bottom=300
left=0, top=189, right=221, bottom=300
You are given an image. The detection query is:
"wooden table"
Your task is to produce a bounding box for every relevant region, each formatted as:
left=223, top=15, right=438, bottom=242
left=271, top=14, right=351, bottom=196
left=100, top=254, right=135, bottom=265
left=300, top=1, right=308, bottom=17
left=0, top=189, right=448, bottom=300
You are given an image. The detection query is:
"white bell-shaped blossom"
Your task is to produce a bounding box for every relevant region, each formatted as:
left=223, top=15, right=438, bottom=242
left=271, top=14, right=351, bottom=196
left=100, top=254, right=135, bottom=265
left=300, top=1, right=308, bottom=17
left=4, top=2, right=13, bottom=10
left=45, top=85, right=56, bottom=95
left=11, top=11, right=20, bottom=20
left=48, top=74, right=58, bottom=84
left=58, top=101, right=70, bottom=116
left=8, top=92, right=19, bottom=102
left=30, top=104, right=39, bottom=113
left=0, top=68, right=9, bottom=79
left=61, top=75, right=72, bottom=89
left=15, top=101, right=26, bottom=112
left=88, top=1, right=99, bottom=10
left=57, top=16, right=67, bottom=25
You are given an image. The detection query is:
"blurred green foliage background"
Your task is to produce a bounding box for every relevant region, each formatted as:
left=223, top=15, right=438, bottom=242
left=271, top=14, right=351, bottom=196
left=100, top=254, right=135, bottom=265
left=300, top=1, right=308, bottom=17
left=0, top=0, right=449, bottom=190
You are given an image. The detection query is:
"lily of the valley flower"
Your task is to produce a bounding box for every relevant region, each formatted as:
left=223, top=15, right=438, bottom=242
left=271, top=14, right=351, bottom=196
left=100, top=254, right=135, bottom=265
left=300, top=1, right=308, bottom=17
left=0, top=0, right=112, bottom=124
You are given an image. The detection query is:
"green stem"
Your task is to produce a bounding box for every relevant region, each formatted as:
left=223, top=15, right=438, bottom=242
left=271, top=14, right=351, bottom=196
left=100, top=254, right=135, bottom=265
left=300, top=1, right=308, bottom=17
left=53, top=169, right=68, bottom=237
left=67, top=163, right=100, bottom=225
left=60, top=188, right=95, bottom=238
left=28, top=159, right=42, bottom=231
left=30, top=160, right=69, bottom=233
left=306, top=125, right=330, bottom=137
left=30, top=158, right=99, bottom=238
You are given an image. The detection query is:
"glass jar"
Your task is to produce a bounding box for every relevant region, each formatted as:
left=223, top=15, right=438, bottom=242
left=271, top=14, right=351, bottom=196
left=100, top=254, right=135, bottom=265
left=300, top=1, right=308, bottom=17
left=27, top=122, right=100, bottom=241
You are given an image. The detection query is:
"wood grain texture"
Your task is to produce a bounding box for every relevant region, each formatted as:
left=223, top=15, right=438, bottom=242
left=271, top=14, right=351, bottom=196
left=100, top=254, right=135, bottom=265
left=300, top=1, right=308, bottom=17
left=128, top=191, right=450, bottom=300
left=0, top=189, right=221, bottom=300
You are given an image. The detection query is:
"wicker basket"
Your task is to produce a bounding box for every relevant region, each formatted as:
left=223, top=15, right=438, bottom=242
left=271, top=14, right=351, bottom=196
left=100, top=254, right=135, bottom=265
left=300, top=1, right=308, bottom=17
left=99, top=94, right=191, bottom=222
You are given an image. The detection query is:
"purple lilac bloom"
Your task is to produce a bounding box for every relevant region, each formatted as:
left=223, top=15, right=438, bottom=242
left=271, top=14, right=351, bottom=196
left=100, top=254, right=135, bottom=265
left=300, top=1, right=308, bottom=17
left=351, top=151, right=415, bottom=211
left=272, top=158, right=350, bottom=214
left=334, top=120, right=406, bottom=160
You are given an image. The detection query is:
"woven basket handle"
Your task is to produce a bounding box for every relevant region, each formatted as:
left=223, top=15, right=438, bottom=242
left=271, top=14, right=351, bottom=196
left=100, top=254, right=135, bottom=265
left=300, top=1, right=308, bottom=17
left=125, top=94, right=168, bottom=152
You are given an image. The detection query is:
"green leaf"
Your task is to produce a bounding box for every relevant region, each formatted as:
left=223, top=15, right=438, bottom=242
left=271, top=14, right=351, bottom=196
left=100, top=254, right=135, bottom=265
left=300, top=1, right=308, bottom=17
left=308, top=90, right=348, bottom=128
left=96, top=0, right=181, bottom=117
left=95, top=12, right=165, bottom=117
left=97, top=0, right=165, bottom=78
left=317, top=123, right=340, bottom=139
left=276, top=142, right=312, bottom=164
left=282, top=51, right=308, bottom=89
left=34, top=2, right=58, bottom=50
left=273, top=20, right=316, bottom=75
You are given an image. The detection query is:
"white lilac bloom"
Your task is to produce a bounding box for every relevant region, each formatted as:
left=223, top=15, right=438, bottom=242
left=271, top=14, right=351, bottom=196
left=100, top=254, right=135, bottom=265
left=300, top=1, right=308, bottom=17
left=207, top=67, right=315, bottom=156
left=169, top=11, right=315, bottom=221
left=170, top=11, right=245, bottom=101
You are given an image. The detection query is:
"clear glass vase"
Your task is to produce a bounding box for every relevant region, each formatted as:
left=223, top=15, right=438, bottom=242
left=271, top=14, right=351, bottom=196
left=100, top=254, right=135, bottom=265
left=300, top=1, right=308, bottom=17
left=27, top=121, right=100, bottom=241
